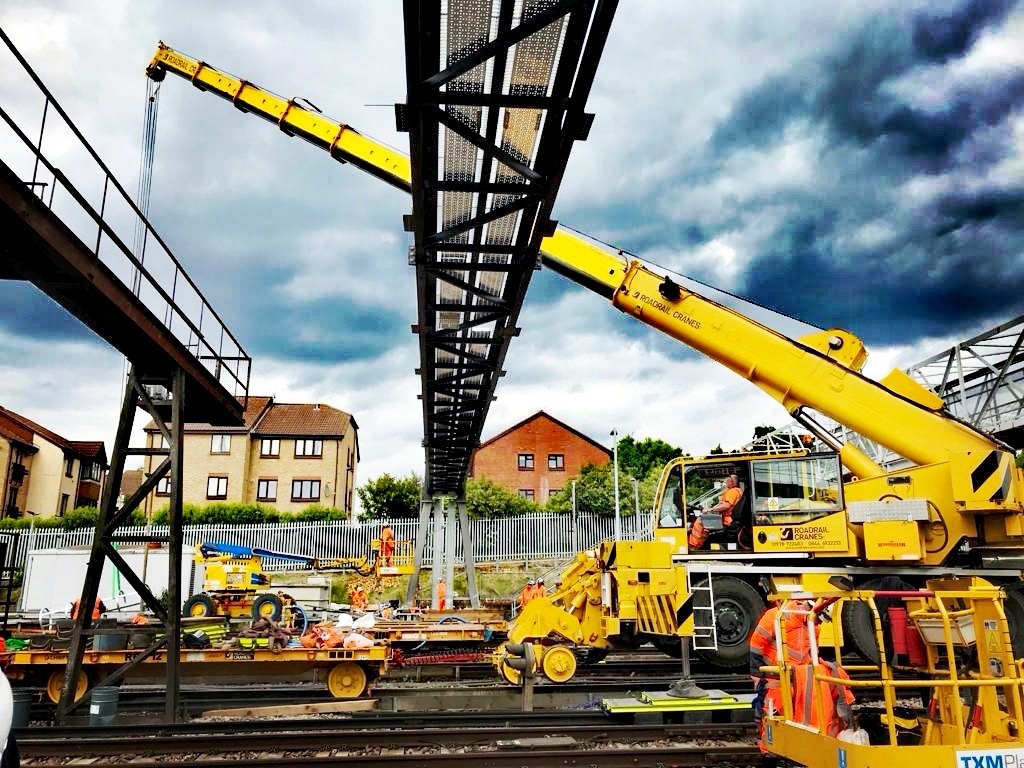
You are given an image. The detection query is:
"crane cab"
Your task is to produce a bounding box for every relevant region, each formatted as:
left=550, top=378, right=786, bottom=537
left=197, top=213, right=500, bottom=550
left=653, top=450, right=855, bottom=559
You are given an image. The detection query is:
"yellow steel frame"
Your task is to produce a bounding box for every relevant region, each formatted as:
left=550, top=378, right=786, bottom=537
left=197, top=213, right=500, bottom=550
left=763, top=579, right=1024, bottom=767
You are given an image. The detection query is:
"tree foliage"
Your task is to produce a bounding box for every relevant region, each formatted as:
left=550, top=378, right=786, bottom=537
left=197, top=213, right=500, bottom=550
left=545, top=462, right=656, bottom=517
left=464, top=477, right=540, bottom=518
left=0, top=506, right=146, bottom=531
left=356, top=473, right=422, bottom=520
left=616, top=435, right=683, bottom=480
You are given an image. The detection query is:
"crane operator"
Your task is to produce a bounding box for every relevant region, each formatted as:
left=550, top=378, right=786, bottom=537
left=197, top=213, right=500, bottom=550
left=688, top=474, right=744, bottom=549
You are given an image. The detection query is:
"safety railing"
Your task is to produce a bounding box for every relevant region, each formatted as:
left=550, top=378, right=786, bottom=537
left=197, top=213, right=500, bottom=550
left=11, top=514, right=653, bottom=573
left=765, top=581, right=1024, bottom=753
left=0, top=29, right=250, bottom=400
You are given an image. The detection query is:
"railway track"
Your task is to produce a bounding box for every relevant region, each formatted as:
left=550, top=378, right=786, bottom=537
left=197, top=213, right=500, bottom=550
left=17, top=716, right=763, bottom=767
left=20, top=665, right=755, bottom=722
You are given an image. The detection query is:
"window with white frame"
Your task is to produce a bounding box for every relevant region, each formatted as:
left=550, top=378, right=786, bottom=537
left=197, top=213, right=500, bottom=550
left=295, top=439, right=323, bottom=458
left=291, top=479, right=321, bottom=501
left=211, top=434, right=231, bottom=454
left=206, top=475, right=228, bottom=499
left=257, top=479, right=278, bottom=501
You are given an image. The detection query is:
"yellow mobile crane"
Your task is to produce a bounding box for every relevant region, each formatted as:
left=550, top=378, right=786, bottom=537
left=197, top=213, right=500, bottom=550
left=145, top=44, right=1024, bottom=674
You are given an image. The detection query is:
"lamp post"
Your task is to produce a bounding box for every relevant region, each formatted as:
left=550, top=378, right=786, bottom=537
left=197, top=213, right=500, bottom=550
left=631, top=477, right=640, bottom=539
left=611, top=429, right=621, bottom=541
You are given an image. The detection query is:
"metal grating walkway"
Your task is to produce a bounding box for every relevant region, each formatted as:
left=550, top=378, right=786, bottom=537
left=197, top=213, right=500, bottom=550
left=400, top=0, right=617, bottom=495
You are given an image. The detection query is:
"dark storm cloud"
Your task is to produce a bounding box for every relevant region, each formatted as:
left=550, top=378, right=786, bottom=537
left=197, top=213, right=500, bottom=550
left=911, top=0, right=1017, bottom=60
left=0, top=282, right=97, bottom=341
left=693, top=0, right=1024, bottom=344
left=241, top=296, right=409, bottom=363
left=742, top=197, right=1024, bottom=343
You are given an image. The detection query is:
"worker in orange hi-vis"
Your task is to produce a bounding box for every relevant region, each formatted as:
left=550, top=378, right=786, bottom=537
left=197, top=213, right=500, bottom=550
left=437, top=578, right=447, bottom=611
left=535, top=578, right=546, bottom=598
left=792, top=651, right=855, bottom=737
left=70, top=598, right=106, bottom=620
left=749, top=599, right=815, bottom=753
left=519, top=578, right=536, bottom=611
left=350, top=584, right=368, bottom=612
left=380, top=521, right=396, bottom=566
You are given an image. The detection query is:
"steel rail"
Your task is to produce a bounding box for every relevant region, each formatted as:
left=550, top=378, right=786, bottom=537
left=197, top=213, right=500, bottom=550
left=20, top=721, right=758, bottom=762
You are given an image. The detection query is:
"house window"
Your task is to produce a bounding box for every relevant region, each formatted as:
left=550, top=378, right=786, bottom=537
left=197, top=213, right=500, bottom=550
left=518, top=489, right=535, bottom=500
left=548, top=488, right=561, bottom=498
left=58, top=493, right=70, bottom=517
left=80, top=462, right=101, bottom=481
left=295, top=439, right=323, bottom=458
left=64, top=457, right=74, bottom=477
left=260, top=438, right=280, bottom=458
left=156, top=477, right=171, bottom=496
left=206, top=476, right=228, bottom=499
left=291, top=479, right=321, bottom=501
left=211, top=434, right=231, bottom=454
left=517, top=453, right=534, bottom=470
left=548, top=453, right=565, bottom=471
left=257, top=479, right=278, bottom=502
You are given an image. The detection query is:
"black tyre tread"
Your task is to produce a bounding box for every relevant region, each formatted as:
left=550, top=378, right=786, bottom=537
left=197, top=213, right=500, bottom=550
left=251, top=593, right=283, bottom=621
left=183, top=594, right=216, bottom=617
left=692, top=576, right=764, bottom=669
left=1002, top=585, right=1024, bottom=659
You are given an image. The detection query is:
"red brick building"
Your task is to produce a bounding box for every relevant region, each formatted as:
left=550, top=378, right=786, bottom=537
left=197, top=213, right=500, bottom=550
left=470, top=411, right=611, bottom=503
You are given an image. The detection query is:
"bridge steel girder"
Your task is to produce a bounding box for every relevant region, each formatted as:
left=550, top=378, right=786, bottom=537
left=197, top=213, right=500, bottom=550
left=400, top=0, right=617, bottom=496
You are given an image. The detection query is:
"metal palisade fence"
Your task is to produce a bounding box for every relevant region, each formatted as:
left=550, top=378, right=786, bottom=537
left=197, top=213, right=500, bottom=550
left=7, top=513, right=653, bottom=571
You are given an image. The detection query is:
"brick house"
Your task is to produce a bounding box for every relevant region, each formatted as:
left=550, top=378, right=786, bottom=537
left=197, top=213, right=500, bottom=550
left=142, top=396, right=359, bottom=516
left=0, top=405, right=108, bottom=519
left=469, top=411, right=611, bottom=503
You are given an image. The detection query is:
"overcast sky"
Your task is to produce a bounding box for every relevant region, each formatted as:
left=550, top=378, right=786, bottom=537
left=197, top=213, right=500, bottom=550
left=2, top=1, right=1023, bottom=500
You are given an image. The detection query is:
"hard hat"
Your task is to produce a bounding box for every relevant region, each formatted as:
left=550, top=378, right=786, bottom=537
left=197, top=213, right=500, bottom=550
left=356, top=585, right=364, bottom=591
left=538, top=579, right=545, bottom=584
left=528, top=579, right=535, bottom=585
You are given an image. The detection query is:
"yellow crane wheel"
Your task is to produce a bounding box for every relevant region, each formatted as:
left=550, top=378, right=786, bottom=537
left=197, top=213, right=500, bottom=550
left=541, top=645, right=577, bottom=683
left=326, top=662, right=368, bottom=698
left=47, top=669, right=88, bottom=704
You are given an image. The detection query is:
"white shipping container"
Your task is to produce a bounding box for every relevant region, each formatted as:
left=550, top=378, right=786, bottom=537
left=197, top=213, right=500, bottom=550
left=20, top=547, right=196, bottom=614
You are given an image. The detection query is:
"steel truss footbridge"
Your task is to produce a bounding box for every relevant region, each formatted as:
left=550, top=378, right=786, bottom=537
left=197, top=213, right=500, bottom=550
left=0, top=1, right=618, bottom=721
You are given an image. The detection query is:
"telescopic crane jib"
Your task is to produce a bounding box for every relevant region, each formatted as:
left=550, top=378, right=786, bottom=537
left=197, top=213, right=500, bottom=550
left=145, top=41, right=1024, bottom=671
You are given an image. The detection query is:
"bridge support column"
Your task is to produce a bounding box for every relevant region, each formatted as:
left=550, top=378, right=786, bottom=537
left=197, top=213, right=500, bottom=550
left=459, top=499, right=480, bottom=608
left=405, top=498, right=434, bottom=607
left=58, top=366, right=186, bottom=723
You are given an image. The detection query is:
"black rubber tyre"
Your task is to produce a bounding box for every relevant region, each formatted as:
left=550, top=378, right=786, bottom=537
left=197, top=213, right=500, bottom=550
left=183, top=593, right=216, bottom=617
left=650, top=636, right=682, bottom=659
left=1001, top=585, right=1024, bottom=659
left=252, top=593, right=284, bottom=621
left=692, top=576, right=765, bottom=669
left=841, top=577, right=911, bottom=664
left=841, top=600, right=881, bottom=665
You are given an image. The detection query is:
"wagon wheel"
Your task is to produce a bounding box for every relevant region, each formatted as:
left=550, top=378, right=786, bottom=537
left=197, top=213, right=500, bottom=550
left=47, top=668, right=88, bottom=704
left=251, top=593, right=284, bottom=621
left=326, top=662, right=368, bottom=698
left=183, top=593, right=216, bottom=618
left=541, top=645, right=578, bottom=684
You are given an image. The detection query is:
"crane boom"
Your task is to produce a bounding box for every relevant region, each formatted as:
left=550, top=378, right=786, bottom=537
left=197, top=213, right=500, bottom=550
left=146, top=42, right=1016, bottom=492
